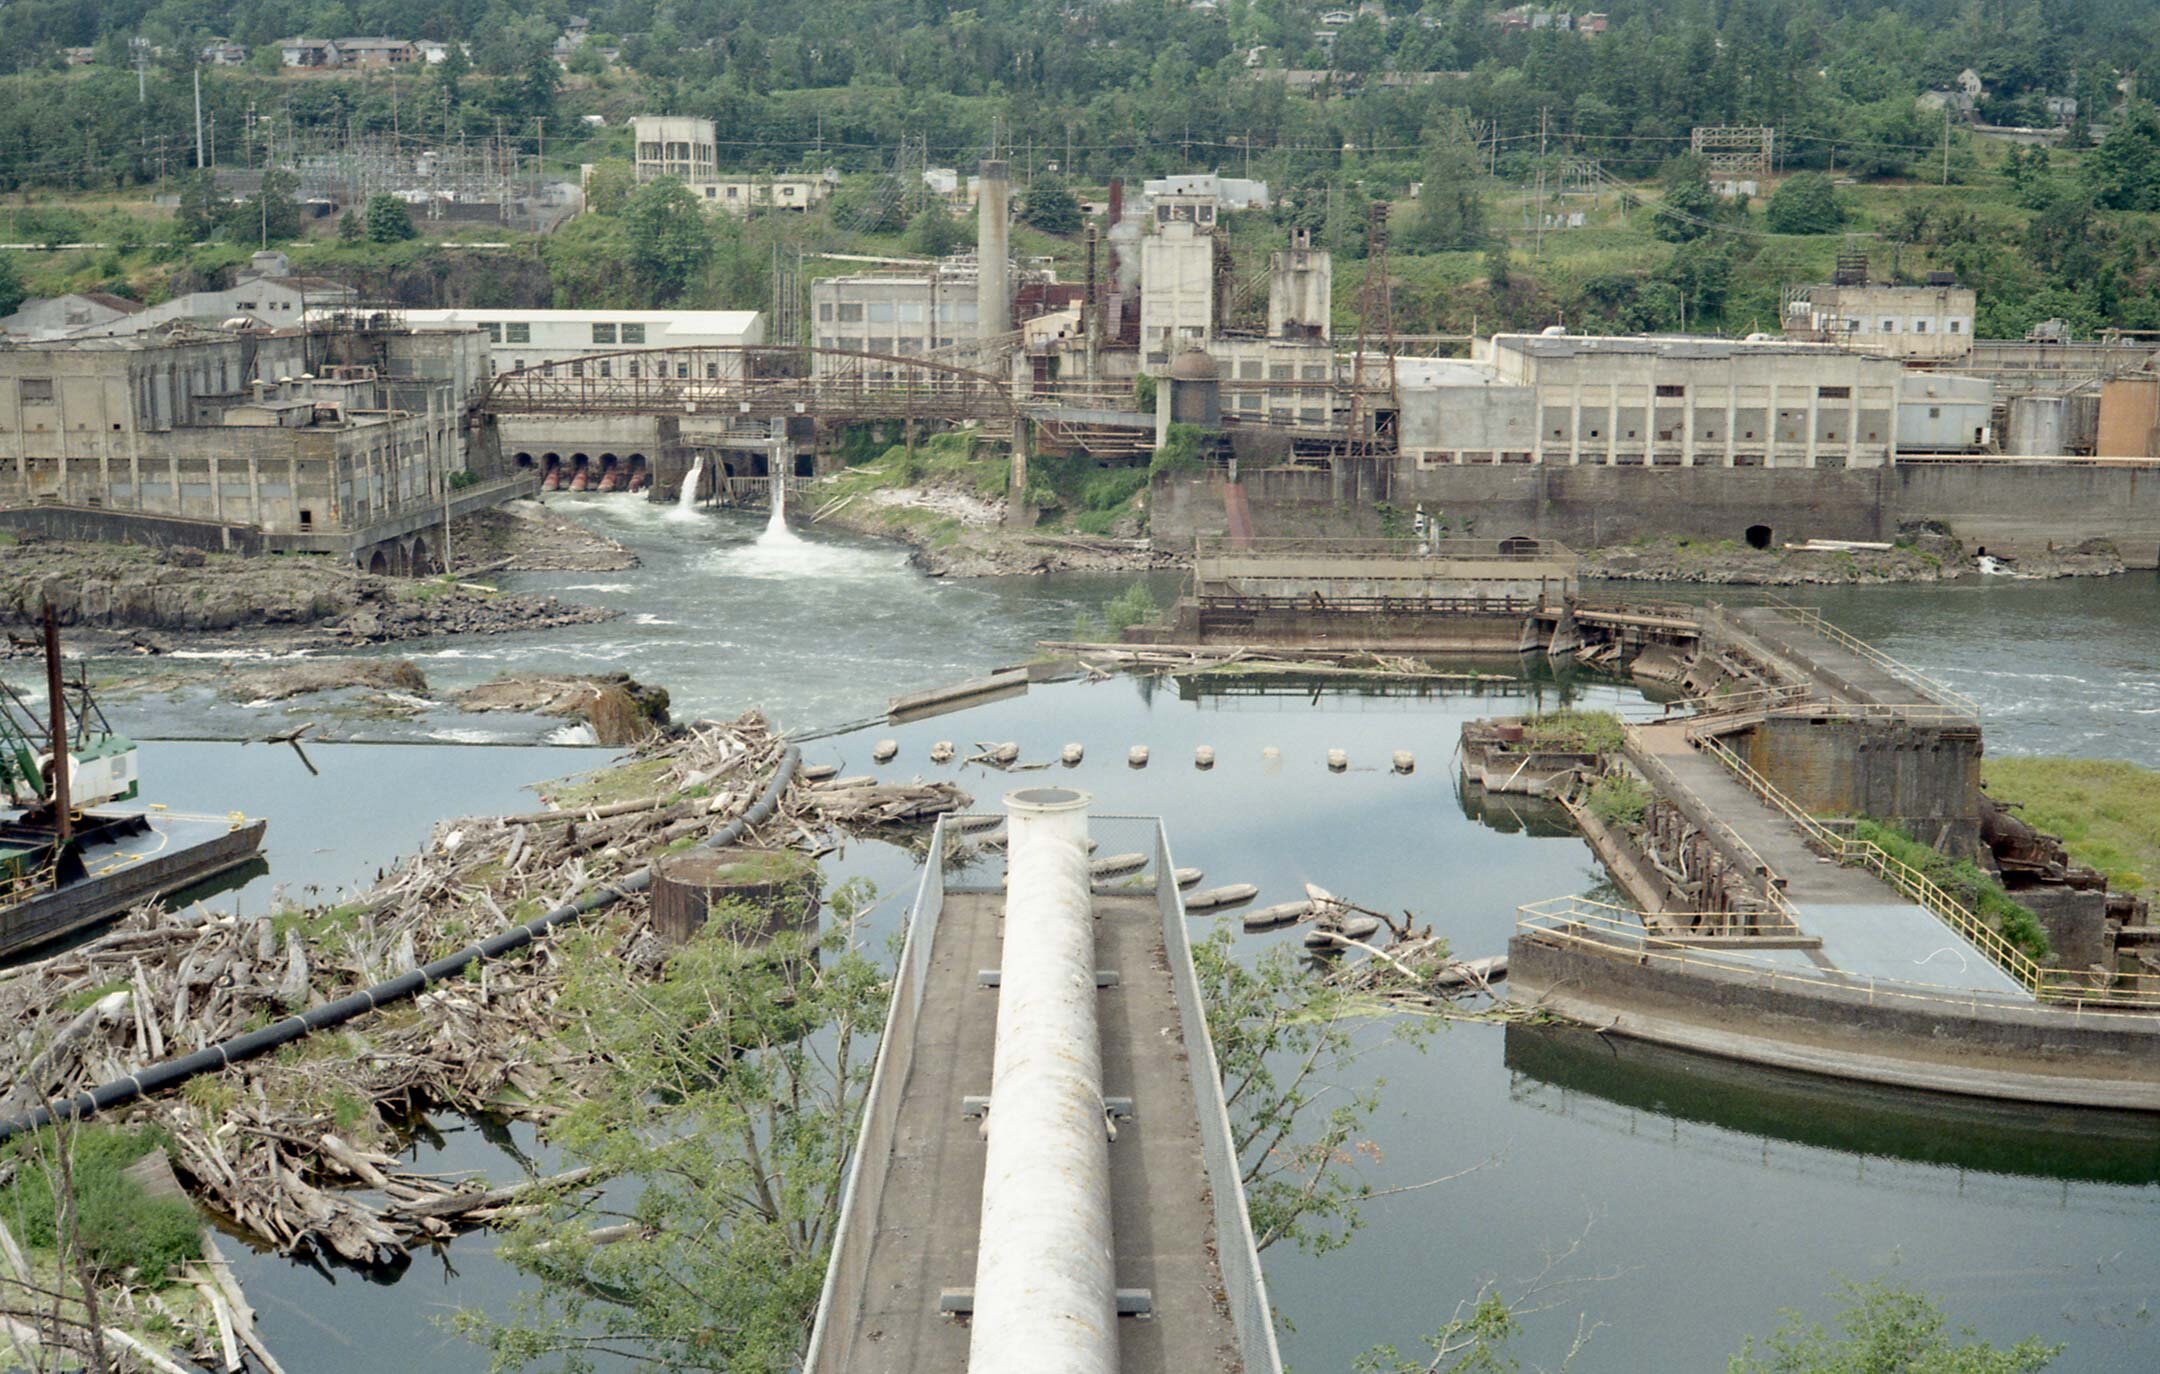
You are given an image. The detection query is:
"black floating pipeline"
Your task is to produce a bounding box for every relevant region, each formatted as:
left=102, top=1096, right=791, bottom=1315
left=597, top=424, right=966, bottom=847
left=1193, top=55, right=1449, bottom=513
left=0, top=747, right=802, bottom=1145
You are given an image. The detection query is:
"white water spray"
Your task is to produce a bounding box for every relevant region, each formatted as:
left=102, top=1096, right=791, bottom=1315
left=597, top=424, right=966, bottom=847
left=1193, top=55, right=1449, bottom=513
left=667, top=456, right=705, bottom=522
left=759, top=471, right=801, bottom=546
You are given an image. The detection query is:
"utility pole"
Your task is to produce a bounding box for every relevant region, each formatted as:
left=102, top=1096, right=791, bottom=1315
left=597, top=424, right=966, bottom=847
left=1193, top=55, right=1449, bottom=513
left=1942, top=108, right=1951, bottom=186
left=193, top=67, right=205, bottom=169
left=1534, top=106, right=1548, bottom=261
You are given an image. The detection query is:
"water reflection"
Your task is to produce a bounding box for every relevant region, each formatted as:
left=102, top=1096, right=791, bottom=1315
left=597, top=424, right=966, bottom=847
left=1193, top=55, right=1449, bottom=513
left=1505, top=1021, right=2160, bottom=1188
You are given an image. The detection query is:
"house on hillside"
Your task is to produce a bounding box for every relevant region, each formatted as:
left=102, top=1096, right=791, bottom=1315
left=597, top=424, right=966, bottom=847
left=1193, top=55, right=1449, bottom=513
left=201, top=39, right=249, bottom=65
left=335, top=38, right=418, bottom=68
left=277, top=38, right=342, bottom=68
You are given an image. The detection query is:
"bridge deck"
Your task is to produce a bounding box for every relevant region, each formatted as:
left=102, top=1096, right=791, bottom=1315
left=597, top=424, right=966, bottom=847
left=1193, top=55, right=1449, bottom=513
left=1635, top=724, right=2027, bottom=997
left=838, top=888, right=1242, bottom=1374
left=1725, top=607, right=1942, bottom=711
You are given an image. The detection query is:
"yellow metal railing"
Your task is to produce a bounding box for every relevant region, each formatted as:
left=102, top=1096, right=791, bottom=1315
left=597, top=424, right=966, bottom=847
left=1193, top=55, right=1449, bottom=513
left=1617, top=725, right=1799, bottom=933
left=1759, top=601, right=1981, bottom=719
left=1515, top=897, right=2160, bottom=1020
left=1684, top=733, right=2160, bottom=1007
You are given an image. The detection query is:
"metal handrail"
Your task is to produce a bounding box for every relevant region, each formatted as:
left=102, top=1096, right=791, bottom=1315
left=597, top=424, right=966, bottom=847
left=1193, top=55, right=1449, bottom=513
left=1758, top=600, right=1980, bottom=717
left=1683, top=735, right=2076, bottom=997
left=1515, top=898, right=2160, bottom=1019
left=1618, top=725, right=1798, bottom=931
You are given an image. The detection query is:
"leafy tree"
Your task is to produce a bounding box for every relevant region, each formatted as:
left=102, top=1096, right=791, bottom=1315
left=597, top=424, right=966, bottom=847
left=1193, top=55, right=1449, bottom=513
left=456, top=887, right=886, bottom=1372
left=0, top=251, right=24, bottom=319
left=2086, top=102, right=2160, bottom=211
left=1728, top=1282, right=2060, bottom=1374
left=1766, top=173, right=1847, bottom=235
left=1407, top=110, right=1487, bottom=252
left=337, top=209, right=364, bottom=243
left=1653, top=156, right=1719, bottom=243
left=175, top=171, right=221, bottom=242
left=1194, top=926, right=1435, bottom=1256
left=1484, top=235, right=1510, bottom=290
left=582, top=161, right=636, bottom=217
left=364, top=194, right=416, bottom=243
left=225, top=169, right=302, bottom=246
left=623, top=179, right=715, bottom=304
left=907, top=205, right=965, bottom=257
left=1021, top=177, right=1082, bottom=235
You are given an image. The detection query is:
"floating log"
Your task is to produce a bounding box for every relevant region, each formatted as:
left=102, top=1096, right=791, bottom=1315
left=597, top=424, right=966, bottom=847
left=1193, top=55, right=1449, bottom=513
left=1244, top=901, right=1316, bottom=931
left=1183, top=883, right=1258, bottom=910
left=949, top=813, right=1002, bottom=834
left=1174, top=867, right=1203, bottom=887
left=1431, top=955, right=1509, bottom=991
left=802, top=763, right=839, bottom=782
left=888, top=669, right=1030, bottom=722
left=1090, top=852, right=1147, bottom=878
left=1305, top=915, right=1384, bottom=949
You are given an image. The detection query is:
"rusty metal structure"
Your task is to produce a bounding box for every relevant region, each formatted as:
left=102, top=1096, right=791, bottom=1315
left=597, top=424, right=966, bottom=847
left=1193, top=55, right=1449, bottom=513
left=481, top=344, right=1020, bottom=425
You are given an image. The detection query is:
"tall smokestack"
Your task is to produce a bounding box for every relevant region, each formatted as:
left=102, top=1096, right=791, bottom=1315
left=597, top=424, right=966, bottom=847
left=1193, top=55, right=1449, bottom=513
left=977, top=159, right=1011, bottom=348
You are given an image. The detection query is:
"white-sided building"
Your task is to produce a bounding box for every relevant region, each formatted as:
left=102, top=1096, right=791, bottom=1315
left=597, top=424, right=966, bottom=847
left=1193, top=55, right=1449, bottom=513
left=396, top=308, right=764, bottom=375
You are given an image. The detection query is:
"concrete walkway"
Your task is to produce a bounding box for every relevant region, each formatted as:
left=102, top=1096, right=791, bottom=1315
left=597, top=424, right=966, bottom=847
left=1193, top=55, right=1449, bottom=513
left=1727, top=606, right=1944, bottom=711
left=833, top=889, right=1243, bottom=1374
left=1634, top=723, right=2028, bottom=999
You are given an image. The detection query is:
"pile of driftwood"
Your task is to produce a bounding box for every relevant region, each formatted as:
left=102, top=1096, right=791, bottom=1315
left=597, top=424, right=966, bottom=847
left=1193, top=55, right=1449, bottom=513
left=0, top=712, right=799, bottom=1295
left=801, top=775, right=973, bottom=827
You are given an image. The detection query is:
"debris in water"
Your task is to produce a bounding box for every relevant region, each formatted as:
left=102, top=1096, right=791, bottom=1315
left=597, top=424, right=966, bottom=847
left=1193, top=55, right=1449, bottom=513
left=1184, top=883, right=1258, bottom=910
left=802, top=762, right=840, bottom=782
left=1244, top=900, right=1316, bottom=931
left=1174, top=867, right=1203, bottom=887
left=872, top=739, right=899, bottom=763
left=930, top=741, right=956, bottom=764
left=1091, top=851, right=1147, bottom=878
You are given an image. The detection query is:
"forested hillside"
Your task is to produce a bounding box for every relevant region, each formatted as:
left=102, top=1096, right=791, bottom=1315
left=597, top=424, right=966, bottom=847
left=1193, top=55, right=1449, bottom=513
left=4, top=0, right=2160, bottom=342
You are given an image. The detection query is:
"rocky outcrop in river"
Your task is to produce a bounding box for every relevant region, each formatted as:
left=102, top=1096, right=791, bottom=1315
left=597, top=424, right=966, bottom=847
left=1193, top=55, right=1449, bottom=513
left=454, top=672, right=672, bottom=745
left=0, top=537, right=615, bottom=648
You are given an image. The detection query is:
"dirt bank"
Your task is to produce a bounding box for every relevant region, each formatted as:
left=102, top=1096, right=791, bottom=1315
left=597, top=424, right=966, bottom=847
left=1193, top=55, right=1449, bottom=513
left=1583, top=530, right=2125, bottom=585
left=0, top=536, right=616, bottom=654
left=449, top=498, right=638, bottom=574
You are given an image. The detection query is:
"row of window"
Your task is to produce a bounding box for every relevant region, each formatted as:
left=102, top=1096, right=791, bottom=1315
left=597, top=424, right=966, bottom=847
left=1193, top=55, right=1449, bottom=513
left=1417, top=449, right=1883, bottom=469
left=1849, top=317, right=1967, bottom=335
left=819, top=302, right=981, bottom=324
left=480, top=321, right=656, bottom=346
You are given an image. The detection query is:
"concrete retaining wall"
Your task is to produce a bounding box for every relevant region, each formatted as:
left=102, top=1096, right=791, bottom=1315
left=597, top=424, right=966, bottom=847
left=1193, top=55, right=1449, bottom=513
left=1741, top=717, right=1982, bottom=855
left=1510, top=932, right=2160, bottom=1109
left=0, top=505, right=263, bottom=555
left=1156, top=459, right=2160, bottom=567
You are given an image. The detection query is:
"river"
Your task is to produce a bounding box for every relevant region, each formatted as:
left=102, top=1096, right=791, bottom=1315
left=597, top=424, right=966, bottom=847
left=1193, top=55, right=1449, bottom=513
left=61, top=496, right=2160, bottom=1371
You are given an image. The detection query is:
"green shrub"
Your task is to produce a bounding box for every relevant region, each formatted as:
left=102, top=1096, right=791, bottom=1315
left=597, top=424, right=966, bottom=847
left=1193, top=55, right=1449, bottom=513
left=1, top=1126, right=203, bottom=1285
left=1585, top=771, right=1650, bottom=827
left=1079, top=467, right=1148, bottom=512
left=1852, top=819, right=2052, bottom=962
left=1103, top=581, right=1159, bottom=632
left=1148, top=424, right=1213, bottom=479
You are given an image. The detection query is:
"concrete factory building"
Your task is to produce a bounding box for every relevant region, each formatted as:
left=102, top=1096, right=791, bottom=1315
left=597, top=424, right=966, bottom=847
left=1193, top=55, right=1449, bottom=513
left=398, top=308, right=765, bottom=375
left=1783, top=278, right=1977, bottom=362
left=1395, top=332, right=1991, bottom=468
left=0, top=322, right=497, bottom=568
left=628, top=116, right=834, bottom=215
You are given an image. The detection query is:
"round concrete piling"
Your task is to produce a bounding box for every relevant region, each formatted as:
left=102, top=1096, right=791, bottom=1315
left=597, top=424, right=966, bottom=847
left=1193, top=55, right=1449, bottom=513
left=1128, top=745, right=1149, bottom=768
left=1327, top=748, right=1348, bottom=772
left=872, top=739, right=898, bottom=763
left=1194, top=745, right=1215, bottom=769
left=1062, top=742, right=1085, bottom=766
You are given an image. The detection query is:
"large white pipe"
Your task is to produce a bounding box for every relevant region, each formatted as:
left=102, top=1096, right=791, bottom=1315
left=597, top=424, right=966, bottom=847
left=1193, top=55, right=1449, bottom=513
left=968, top=786, right=1117, bottom=1374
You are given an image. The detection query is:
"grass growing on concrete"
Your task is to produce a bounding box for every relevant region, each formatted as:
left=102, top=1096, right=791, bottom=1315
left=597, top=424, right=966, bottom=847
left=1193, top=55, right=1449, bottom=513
left=1522, top=710, right=1626, bottom=756
left=1852, top=818, right=2053, bottom=963
left=1984, top=757, right=2160, bottom=894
